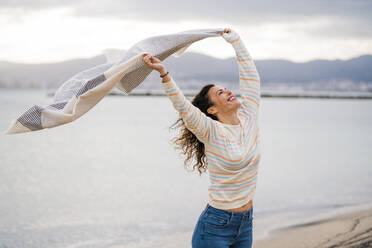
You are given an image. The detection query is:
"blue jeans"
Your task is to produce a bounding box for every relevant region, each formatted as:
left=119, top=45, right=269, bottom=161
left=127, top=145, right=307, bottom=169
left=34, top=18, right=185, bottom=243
left=192, top=204, right=253, bottom=248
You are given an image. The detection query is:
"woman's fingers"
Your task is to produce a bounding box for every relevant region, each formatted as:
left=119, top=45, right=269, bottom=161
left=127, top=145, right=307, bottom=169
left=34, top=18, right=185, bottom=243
left=220, top=28, right=231, bottom=35
left=142, top=54, right=152, bottom=60
left=142, top=54, right=159, bottom=64
left=143, top=56, right=149, bottom=64
left=142, top=54, right=152, bottom=63
left=142, top=56, right=153, bottom=68
left=142, top=54, right=163, bottom=71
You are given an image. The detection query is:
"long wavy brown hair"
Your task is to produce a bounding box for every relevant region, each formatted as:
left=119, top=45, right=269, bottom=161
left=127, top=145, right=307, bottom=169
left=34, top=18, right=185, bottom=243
left=170, top=84, right=218, bottom=175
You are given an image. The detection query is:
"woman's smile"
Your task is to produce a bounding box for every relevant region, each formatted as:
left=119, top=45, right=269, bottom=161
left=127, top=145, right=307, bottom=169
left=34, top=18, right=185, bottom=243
left=228, top=95, right=236, bottom=102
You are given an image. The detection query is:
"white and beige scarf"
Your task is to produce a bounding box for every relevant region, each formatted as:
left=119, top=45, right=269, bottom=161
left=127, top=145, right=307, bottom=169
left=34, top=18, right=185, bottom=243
left=5, top=28, right=223, bottom=134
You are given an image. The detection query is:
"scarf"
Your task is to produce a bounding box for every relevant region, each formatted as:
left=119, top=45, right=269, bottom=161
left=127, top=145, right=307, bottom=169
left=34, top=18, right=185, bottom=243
left=5, top=28, right=223, bottom=134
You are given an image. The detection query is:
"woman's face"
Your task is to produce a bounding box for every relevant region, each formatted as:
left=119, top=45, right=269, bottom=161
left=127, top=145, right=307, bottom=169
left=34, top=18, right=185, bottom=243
left=207, top=85, right=241, bottom=115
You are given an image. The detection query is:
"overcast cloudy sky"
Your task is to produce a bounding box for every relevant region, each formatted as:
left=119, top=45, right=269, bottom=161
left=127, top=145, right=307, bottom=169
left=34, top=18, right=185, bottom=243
left=0, top=0, right=371, bottom=63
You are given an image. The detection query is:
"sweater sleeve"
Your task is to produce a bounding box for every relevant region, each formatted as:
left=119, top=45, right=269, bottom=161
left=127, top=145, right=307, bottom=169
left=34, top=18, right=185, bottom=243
left=223, top=31, right=261, bottom=117
left=162, top=77, right=214, bottom=144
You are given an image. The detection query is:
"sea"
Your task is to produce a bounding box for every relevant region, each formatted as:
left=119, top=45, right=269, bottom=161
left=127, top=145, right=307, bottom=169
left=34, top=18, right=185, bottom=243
left=0, top=89, right=371, bottom=248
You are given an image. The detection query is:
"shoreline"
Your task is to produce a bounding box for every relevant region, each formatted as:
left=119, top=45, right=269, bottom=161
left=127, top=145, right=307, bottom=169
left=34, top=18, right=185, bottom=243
left=254, top=205, right=372, bottom=248
left=108, top=204, right=372, bottom=248
left=107, top=91, right=372, bottom=99
left=42, top=89, right=372, bottom=99
left=253, top=203, right=372, bottom=241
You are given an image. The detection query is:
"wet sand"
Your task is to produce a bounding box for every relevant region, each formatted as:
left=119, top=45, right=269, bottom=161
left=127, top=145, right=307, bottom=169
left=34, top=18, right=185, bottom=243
left=110, top=208, right=372, bottom=248
left=254, top=208, right=372, bottom=248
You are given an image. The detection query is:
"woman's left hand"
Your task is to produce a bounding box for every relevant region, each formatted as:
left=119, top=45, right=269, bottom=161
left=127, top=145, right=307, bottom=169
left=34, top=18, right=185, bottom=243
left=142, top=54, right=166, bottom=73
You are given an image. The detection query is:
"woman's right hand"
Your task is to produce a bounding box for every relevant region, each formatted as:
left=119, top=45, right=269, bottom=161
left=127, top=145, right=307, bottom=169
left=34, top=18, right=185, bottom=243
left=221, top=28, right=231, bottom=35
left=142, top=54, right=166, bottom=74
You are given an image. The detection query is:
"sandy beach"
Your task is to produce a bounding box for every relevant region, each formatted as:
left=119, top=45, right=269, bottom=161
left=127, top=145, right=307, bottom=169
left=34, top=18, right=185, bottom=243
left=110, top=207, right=372, bottom=248
left=254, top=208, right=372, bottom=248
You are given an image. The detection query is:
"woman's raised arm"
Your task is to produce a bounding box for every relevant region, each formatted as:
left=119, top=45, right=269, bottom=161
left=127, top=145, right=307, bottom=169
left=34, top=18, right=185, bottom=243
left=142, top=54, right=214, bottom=144
left=222, top=29, right=261, bottom=118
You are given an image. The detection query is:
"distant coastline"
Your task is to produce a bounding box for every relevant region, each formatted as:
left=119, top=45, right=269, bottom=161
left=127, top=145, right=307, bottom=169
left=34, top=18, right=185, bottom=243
left=1, top=53, right=372, bottom=93
left=105, top=91, right=372, bottom=99
left=43, top=90, right=372, bottom=99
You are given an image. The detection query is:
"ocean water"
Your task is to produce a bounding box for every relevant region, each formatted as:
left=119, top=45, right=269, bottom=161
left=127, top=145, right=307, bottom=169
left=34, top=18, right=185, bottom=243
left=0, top=89, right=371, bottom=247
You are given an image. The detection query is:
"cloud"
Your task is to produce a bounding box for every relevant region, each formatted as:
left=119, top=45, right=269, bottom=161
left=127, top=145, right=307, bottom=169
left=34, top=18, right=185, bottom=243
left=1, top=0, right=371, bottom=63
left=1, top=0, right=371, bottom=38
left=1, top=0, right=370, bottom=22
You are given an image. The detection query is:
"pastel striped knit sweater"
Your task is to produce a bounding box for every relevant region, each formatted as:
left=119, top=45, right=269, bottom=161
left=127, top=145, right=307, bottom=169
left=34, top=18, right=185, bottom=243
left=162, top=30, right=261, bottom=210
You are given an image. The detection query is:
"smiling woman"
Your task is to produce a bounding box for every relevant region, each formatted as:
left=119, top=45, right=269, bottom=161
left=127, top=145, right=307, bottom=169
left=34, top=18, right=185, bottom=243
left=142, top=28, right=261, bottom=248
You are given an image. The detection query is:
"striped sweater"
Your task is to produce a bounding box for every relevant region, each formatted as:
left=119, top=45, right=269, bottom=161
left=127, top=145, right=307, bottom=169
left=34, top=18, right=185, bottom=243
left=162, top=30, right=261, bottom=210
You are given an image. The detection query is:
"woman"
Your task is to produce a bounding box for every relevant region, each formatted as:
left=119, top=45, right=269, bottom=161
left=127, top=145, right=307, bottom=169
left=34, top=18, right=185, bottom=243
left=143, top=28, right=261, bottom=248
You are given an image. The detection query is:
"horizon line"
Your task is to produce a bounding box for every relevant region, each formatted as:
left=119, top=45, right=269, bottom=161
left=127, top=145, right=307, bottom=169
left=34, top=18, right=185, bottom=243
left=1, top=52, right=371, bottom=65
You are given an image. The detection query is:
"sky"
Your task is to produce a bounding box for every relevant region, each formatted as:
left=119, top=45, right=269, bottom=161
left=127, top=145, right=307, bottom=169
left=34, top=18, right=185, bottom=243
left=0, top=0, right=371, bottom=63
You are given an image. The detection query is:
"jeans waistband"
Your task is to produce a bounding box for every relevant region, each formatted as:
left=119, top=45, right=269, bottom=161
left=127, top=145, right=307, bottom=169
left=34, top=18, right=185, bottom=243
left=205, top=204, right=253, bottom=219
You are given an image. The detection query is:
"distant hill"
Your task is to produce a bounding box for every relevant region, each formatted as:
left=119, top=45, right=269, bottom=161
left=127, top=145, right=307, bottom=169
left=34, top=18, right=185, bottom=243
left=0, top=53, right=371, bottom=92
left=0, top=56, right=106, bottom=89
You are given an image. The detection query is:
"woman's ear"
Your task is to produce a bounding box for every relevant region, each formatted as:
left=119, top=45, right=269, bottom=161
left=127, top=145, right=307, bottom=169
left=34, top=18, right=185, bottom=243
left=207, top=106, right=217, bottom=115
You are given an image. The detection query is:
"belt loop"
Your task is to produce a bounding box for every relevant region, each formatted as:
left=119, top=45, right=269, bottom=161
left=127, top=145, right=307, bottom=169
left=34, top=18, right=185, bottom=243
left=202, top=204, right=209, bottom=215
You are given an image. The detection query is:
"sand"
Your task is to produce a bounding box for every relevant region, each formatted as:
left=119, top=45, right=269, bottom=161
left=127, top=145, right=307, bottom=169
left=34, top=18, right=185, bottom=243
left=254, top=208, right=372, bottom=248
left=110, top=207, right=372, bottom=248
